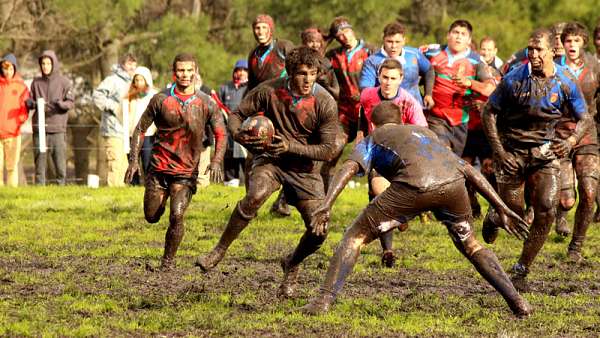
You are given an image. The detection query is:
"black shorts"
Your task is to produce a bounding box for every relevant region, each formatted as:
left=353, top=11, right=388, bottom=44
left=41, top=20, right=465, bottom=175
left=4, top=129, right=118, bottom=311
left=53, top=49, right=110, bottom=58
left=145, top=171, right=197, bottom=194
left=462, top=129, right=492, bottom=160
left=252, top=163, right=325, bottom=205
left=494, top=147, right=560, bottom=185
left=426, top=115, right=468, bottom=156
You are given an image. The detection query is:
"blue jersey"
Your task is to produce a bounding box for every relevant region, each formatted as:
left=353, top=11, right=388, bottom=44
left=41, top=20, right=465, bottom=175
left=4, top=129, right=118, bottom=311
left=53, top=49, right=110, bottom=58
left=488, top=63, right=587, bottom=147
left=359, top=46, right=430, bottom=105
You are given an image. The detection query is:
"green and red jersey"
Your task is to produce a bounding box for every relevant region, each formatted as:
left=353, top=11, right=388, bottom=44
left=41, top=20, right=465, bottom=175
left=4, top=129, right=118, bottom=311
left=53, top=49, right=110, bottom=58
left=423, top=45, right=491, bottom=126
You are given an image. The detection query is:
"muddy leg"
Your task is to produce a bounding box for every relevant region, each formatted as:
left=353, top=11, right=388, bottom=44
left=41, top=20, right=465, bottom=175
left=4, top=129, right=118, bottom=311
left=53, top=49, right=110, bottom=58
left=196, top=169, right=279, bottom=271
left=568, top=155, right=599, bottom=262
left=161, top=184, right=193, bottom=270
left=279, top=199, right=328, bottom=298
left=513, top=170, right=559, bottom=290
left=447, top=220, right=531, bottom=317
left=302, top=217, right=378, bottom=314
left=556, top=159, right=575, bottom=236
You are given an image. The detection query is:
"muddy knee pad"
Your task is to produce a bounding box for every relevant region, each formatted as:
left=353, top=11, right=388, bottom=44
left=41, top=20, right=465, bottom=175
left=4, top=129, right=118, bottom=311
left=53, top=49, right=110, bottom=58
left=446, top=220, right=482, bottom=257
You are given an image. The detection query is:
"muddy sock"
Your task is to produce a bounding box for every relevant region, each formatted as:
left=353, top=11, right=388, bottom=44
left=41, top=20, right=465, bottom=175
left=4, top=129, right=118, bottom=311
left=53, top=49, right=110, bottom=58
left=379, top=231, right=393, bottom=252
left=163, top=221, right=184, bottom=263
left=214, top=202, right=253, bottom=253
left=470, top=248, right=528, bottom=314
left=287, top=230, right=326, bottom=268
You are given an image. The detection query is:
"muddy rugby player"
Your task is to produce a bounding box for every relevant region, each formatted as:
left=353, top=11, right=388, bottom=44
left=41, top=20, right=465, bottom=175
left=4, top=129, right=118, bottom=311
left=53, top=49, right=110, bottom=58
left=302, top=101, right=532, bottom=317
left=125, top=53, right=227, bottom=270
left=196, top=47, right=339, bottom=298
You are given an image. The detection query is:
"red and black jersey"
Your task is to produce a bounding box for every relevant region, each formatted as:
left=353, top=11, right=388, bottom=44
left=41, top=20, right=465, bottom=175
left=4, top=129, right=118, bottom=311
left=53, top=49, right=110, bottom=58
left=468, top=63, right=501, bottom=131
left=326, top=40, right=374, bottom=109
left=554, top=53, right=600, bottom=146
left=229, top=78, right=339, bottom=173
left=134, top=87, right=227, bottom=178
left=248, top=39, right=295, bottom=91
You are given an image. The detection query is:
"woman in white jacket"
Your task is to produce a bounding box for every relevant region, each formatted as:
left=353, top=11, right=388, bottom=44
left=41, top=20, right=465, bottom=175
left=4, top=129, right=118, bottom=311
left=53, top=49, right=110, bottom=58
left=124, top=66, right=157, bottom=185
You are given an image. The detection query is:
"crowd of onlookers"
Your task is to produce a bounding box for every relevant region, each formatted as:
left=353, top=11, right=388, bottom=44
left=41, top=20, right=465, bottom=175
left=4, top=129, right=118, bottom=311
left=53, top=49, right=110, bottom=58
left=0, top=51, right=249, bottom=188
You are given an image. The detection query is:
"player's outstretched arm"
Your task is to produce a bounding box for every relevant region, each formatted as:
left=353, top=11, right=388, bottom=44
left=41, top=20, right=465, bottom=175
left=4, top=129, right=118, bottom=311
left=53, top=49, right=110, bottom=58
left=311, top=161, right=360, bottom=236
left=463, top=163, right=529, bottom=240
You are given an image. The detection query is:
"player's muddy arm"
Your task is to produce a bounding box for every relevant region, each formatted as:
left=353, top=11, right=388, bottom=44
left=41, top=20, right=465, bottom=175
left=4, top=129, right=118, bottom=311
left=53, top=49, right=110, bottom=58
left=572, top=111, right=593, bottom=144
left=481, top=103, right=506, bottom=157
left=470, top=79, right=495, bottom=97
left=129, top=104, right=155, bottom=163
left=323, top=161, right=360, bottom=209
left=463, top=163, right=506, bottom=211
left=424, top=68, right=434, bottom=97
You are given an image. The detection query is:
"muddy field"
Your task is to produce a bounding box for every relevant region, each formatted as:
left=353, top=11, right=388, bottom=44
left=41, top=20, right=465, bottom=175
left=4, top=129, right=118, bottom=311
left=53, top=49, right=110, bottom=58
left=1, top=186, right=599, bottom=336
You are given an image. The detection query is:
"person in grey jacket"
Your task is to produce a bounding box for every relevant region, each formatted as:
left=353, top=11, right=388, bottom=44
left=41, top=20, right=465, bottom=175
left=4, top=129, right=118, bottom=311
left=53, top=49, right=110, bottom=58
left=92, top=53, right=137, bottom=186
left=30, top=50, right=74, bottom=185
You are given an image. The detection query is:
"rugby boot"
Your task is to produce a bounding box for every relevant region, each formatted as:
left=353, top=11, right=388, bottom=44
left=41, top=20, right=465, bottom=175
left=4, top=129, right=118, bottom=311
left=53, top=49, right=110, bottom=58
left=278, top=254, right=300, bottom=298
left=554, top=210, right=571, bottom=237
left=509, top=263, right=529, bottom=292
left=270, top=190, right=291, bottom=217
left=381, top=250, right=396, bottom=268
left=301, top=289, right=336, bottom=315
left=482, top=208, right=500, bottom=244
left=567, top=236, right=585, bottom=264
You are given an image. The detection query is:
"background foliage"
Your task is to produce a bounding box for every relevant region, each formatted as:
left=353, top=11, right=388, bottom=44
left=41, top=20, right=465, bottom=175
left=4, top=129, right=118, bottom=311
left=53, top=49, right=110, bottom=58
left=1, top=0, right=598, bottom=88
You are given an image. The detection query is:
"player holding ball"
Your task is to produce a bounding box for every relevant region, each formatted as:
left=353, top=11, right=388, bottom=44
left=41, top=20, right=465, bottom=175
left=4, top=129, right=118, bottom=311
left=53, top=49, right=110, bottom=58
left=196, top=46, right=340, bottom=298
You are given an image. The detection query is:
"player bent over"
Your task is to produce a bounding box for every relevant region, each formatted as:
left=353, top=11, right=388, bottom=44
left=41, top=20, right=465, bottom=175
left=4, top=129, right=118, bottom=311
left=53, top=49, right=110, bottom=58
left=303, top=102, right=532, bottom=317
left=196, top=47, right=339, bottom=297
left=125, top=53, right=226, bottom=270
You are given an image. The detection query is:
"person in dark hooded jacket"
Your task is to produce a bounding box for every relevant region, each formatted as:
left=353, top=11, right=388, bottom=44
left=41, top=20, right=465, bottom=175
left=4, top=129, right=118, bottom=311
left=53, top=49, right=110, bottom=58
left=30, top=50, right=74, bottom=185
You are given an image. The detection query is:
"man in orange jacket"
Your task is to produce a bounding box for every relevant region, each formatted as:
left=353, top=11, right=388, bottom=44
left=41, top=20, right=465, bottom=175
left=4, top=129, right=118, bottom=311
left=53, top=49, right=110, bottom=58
left=0, top=54, right=32, bottom=187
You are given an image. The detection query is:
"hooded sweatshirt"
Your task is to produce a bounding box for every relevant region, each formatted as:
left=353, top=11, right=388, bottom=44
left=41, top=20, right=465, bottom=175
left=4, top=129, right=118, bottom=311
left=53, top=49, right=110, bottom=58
left=30, top=50, right=74, bottom=133
left=93, top=64, right=132, bottom=137
left=125, top=66, right=157, bottom=137
left=0, top=53, right=30, bottom=139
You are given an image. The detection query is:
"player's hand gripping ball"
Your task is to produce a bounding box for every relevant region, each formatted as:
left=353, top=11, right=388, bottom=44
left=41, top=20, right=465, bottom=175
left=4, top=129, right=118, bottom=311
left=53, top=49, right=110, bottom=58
left=239, top=115, right=275, bottom=152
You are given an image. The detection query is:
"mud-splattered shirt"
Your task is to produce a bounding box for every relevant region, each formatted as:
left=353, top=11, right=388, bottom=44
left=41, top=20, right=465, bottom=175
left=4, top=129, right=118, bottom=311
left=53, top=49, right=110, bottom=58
left=468, top=63, right=502, bottom=131
left=423, top=45, right=491, bottom=126
left=349, top=124, right=464, bottom=191
left=133, top=87, right=227, bottom=178
left=248, top=39, right=295, bottom=91
left=229, top=78, right=338, bottom=173
left=488, top=63, right=587, bottom=147
left=554, top=53, right=600, bottom=144
left=326, top=40, right=374, bottom=104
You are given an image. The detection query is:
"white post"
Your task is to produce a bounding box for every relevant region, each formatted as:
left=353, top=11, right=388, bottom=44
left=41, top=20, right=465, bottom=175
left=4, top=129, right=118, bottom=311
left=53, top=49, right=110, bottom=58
left=122, top=101, right=130, bottom=154
left=37, top=97, right=46, bottom=153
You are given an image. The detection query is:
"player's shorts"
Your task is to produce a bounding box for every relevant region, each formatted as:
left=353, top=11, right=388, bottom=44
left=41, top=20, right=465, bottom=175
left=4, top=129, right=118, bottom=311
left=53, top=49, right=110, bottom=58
left=494, top=146, right=560, bottom=185
left=145, top=171, right=197, bottom=194
left=356, top=179, right=471, bottom=236
left=462, top=129, right=492, bottom=160
left=338, top=100, right=361, bottom=142
left=251, top=162, right=325, bottom=205
left=426, top=115, right=468, bottom=156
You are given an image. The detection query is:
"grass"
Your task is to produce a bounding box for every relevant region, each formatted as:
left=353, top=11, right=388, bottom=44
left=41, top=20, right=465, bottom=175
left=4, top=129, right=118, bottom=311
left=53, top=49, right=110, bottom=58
left=0, top=185, right=599, bottom=337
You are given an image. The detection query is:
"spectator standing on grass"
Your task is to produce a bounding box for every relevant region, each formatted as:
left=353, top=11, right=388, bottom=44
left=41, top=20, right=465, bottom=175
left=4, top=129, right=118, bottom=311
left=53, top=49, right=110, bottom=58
left=93, top=53, right=137, bottom=187
left=0, top=53, right=31, bottom=187
left=124, top=66, right=157, bottom=185
left=219, top=59, right=249, bottom=185
left=30, top=50, right=74, bottom=185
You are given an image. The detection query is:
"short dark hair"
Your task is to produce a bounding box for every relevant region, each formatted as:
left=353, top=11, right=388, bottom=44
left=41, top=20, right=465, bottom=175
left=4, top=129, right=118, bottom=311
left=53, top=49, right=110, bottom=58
left=285, top=46, right=321, bottom=76
left=448, top=20, right=472, bottom=35
left=529, top=28, right=553, bottom=49
left=479, top=36, right=496, bottom=48
left=383, top=22, right=405, bottom=38
left=378, top=58, right=403, bottom=75
left=560, top=22, right=589, bottom=47
left=329, top=16, right=352, bottom=38
left=119, top=53, right=137, bottom=66
left=172, top=53, right=197, bottom=72
left=371, top=101, right=403, bottom=126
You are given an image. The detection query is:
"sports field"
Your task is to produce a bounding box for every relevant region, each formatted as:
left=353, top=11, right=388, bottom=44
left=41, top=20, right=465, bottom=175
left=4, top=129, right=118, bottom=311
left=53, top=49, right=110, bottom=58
left=0, top=186, right=598, bottom=336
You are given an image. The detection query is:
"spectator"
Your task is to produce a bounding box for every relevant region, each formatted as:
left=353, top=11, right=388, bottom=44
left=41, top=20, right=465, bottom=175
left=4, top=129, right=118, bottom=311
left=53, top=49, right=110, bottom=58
left=219, top=59, right=249, bottom=185
left=124, top=66, right=157, bottom=185
left=0, top=53, right=31, bottom=187
left=30, top=50, right=74, bottom=185
left=93, top=53, right=137, bottom=187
